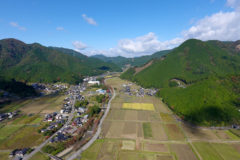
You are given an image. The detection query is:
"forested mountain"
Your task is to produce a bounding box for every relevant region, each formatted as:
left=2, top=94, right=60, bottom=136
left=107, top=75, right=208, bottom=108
left=92, top=50, right=170, bottom=68
left=121, top=39, right=240, bottom=125
left=0, top=38, right=120, bottom=84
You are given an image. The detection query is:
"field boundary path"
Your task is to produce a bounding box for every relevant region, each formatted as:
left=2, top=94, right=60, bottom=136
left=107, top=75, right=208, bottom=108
left=23, top=96, right=76, bottom=160
left=67, top=82, right=116, bottom=160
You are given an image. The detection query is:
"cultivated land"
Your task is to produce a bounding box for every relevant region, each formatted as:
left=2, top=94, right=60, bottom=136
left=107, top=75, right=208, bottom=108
left=0, top=94, right=66, bottom=151
left=81, top=77, right=240, bottom=160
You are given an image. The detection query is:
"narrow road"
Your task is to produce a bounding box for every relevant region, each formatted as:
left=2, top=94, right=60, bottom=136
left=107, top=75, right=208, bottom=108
left=67, top=85, right=116, bottom=160
left=23, top=96, right=76, bottom=160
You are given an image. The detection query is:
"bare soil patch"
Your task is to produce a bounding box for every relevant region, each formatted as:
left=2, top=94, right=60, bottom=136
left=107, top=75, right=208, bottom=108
left=170, top=143, right=198, bottom=160
left=144, top=142, right=168, bottom=153
left=165, top=124, right=185, bottom=140
left=134, top=60, right=153, bottom=75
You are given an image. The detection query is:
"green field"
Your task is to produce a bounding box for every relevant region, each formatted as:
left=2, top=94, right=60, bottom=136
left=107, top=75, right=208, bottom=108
left=0, top=125, right=44, bottom=149
left=30, top=152, right=50, bottom=160
left=142, top=122, right=152, bottom=138
left=193, top=142, right=223, bottom=160
left=0, top=125, right=23, bottom=141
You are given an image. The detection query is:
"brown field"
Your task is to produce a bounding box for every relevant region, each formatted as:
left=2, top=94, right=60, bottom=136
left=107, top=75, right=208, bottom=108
left=232, top=143, right=240, bottom=153
left=122, top=122, right=137, bottom=139
left=118, top=151, right=156, bottom=160
left=156, top=155, right=174, bottom=160
left=182, top=124, right=219, bottom=140
left=151, top=123, right=168, bottom=140
left=106, top=121, right=124, bottom=138
left=143, top=142, right=168, bottom=153
left=20, top=94, right=65, bottom=114
left=106, top=109, right=126, bottom=120
left=164, top=124, right=185, bottom=140
left=170, top=143, right=198, bottom=160
left=214, top=130, right=232, bottom=140
left=124, top=110, right=138, bottom=121
left=101, top=121, right=111, bottom=137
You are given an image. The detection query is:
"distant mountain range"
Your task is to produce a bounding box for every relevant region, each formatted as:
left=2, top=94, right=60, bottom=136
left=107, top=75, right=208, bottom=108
left=121, top=39, right=240, bottom=125
left=92, top=49, right=171, bottom=68
left=0, top=38, right=120, bottom=84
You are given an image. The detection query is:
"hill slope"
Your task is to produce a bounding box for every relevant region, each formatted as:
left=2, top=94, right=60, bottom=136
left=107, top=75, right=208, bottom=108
left=121, top=39, right=240, bottom=125
left=0, top=38, right=120, bottom=84
left=92, top=50, right=170, bottom=68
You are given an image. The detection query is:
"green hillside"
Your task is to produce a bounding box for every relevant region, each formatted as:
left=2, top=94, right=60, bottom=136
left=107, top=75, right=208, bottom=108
left=0, top=38, right=121, bottom=84
left=92, top=50, right=170, bottom=68
left=121, top=39, right=240, bottom=125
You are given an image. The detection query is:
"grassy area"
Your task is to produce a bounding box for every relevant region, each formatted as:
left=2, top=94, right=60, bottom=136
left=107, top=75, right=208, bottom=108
left=0, top=125, right=44, bottom=149
left=211, top=143, right=240, bottom=160
left=226, top=130, right=240, bottom=140
left=81, top=139, right=104, bottom=160
left=142, top=122, right=152, bottom=138
left=30, top=152, right=50, bottom=160
left=11, top=115, right=41, bottom=125
left=0, top=124, right=23, bottom=141
left=193, top=142, right=223, bottom=160
left=0, top=151, right=10, bottom=160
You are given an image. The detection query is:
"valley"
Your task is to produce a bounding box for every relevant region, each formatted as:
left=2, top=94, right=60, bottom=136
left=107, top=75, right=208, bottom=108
left=80, top=77, right=240, bottom=160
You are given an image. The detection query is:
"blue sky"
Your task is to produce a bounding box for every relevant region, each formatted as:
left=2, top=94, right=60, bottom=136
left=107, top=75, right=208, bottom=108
left=0, top=0, right=239, bottom=57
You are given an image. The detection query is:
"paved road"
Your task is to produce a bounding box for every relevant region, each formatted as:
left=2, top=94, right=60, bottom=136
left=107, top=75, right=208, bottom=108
left=67, top=85, right=116, bottom=160
left=23, top=96, right=76, bottom=160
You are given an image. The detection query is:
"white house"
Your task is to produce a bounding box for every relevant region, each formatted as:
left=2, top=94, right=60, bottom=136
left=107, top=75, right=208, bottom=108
left=88, top=80, right=100, bottom=85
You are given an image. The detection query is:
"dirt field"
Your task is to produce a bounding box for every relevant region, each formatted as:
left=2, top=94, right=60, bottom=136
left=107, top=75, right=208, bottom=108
left=170, top=143, right=198, bottom=160
left=164, top=124, right=185, bottom=140
left=20, top=94, right=65, bottom=114
left=144, top=142, right=168, bottom=153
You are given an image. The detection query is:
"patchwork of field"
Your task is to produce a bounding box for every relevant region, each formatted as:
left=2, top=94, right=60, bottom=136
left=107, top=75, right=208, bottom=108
left=0, top=94, right=65, bottom=152
left=81, top=77, right=240, bottom=160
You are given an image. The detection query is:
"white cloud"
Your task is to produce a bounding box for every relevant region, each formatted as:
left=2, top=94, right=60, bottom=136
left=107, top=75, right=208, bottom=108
left=227, top=0, right=240, bottom=10
left=82, top=14, right=97, bottom=26
left=56, top=26, right=64, bottom=31
left=77, top=0, right=240, bottom=58
left=72, top=41, right=88, bottom=51
left=78, top=33, right=184, bottom=57
left=182, top=11, right=240, bottom=41
left=9, top=22, right=26, bottom=31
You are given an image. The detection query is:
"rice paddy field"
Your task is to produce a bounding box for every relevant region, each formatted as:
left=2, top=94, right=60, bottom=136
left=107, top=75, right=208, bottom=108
left=81, top=77, right=240, bottom=160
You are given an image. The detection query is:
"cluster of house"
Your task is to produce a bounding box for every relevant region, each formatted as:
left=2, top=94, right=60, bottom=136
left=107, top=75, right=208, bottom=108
left=72, top=114, right=88, bottom=127
left=41, top=119, right=65, bottom=133
left=50, top=132, right=70, bottom=143
left=9, top=148, right=30, bottom=159
left=122, top=84, right=157, bottom=97
left=122, top=84, right=133, bottom=96
left=32, top=83, right=68, bottom=95
left=0, top=111, right=17, bottom=121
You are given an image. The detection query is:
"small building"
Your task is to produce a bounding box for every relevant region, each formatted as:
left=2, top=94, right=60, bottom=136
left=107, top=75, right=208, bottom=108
left=88, top=80, right=100, bottom=86
left=96, top=89, right=106, bottom=95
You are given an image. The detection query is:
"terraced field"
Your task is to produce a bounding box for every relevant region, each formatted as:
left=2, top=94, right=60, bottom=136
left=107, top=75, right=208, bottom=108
left=81, top=77, right=240, bottom=160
